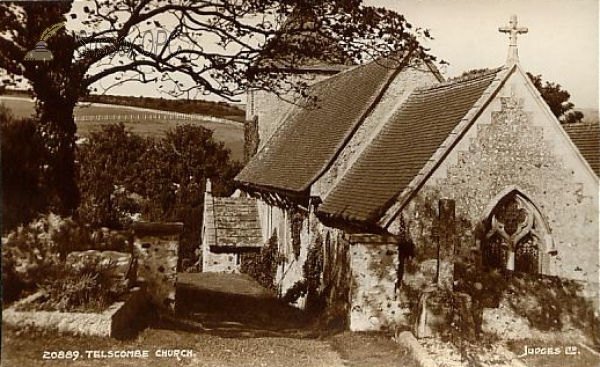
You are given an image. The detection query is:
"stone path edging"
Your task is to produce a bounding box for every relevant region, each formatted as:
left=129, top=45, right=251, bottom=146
left=394, top=331, right=439, bottom=367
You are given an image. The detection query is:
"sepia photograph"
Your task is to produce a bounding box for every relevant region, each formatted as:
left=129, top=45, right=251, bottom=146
left=1, top=0, right=599, bottom=366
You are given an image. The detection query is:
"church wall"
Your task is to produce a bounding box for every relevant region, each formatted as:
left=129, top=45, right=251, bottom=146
left=248, top=73, right=336, bottom=150
left=254, top=198, right=310, bottom=298
left=203, top=251, right=239, bottom=273
left=387, top=71, right=598, bottom=322
left=254, top=199, right=405, bottom=332
left=313, top=62, right=441, bottom=198
left=281, top=210, right=408, bottom=331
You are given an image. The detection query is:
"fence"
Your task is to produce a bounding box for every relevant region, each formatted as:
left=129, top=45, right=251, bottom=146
left=74, top=112, right=242, bottom=126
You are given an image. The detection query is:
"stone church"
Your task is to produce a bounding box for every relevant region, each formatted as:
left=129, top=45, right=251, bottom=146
left=201, top=16, right=599, bottom=333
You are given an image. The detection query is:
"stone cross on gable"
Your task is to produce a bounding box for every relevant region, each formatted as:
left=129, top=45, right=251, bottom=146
left=499, top=15, right=528, bottom=65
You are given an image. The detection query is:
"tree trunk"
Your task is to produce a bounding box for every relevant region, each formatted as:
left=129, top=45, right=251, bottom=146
left=38, top=99, right=80, bottom=217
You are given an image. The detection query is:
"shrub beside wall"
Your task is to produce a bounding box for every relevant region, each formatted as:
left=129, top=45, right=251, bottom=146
left=240, top=232, right=281, bottom=293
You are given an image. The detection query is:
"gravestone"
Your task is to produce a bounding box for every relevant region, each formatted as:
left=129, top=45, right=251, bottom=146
left=413, top=199, right=475, bottom=339
left=437, top=199, right=455, bottom=290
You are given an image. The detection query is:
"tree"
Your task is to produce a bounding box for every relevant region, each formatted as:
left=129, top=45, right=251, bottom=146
left=77, top=123, right=152, bottom=228
left=144, top=125, right=242, bottom=262
left=527, top=72, right=584, bottom=124
left=1, top=105, right=48, bottom=231
left=0, top=1, right=435, bottom=214
left=78, top=123, right=241, bottom=262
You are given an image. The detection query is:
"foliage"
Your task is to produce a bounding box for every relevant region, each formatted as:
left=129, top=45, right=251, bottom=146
left=282, top=279, right=308, bottom=305
left=527, top=72, right=584, bottom=124
left=0, top=1, right=435, bottom=214
left=2, top=248, right=27, bottom=303
left=240, top=232, right=282, bottom=293
left=282, top=232, right=326, bottom=310
left=1, top=2, right=82, bottom=215
left=147, top=124, right=242, bottom=262
left=303, top=232, right=325, bottom=314
left=77, top=123, right=242, bottom=264
left=1, top=214, right=94, bottom=302
left=504, top=273, right=596, bottom=333
left=1, top=106, right=48, bottom=231
left=290, top=210, right=305, bottom=260
left=0, top=1, right=435, bottom=100
left=454, top=250, right=598, bottom=343
left=17, top=256, right=127, bottom=313
left=77, top=123, right=151, bottom=228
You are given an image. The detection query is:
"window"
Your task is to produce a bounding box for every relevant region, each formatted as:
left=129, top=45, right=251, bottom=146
left=482, top=191, right=552, bottom=274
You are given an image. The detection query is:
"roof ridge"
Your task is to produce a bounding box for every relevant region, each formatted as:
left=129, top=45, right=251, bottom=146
left=563, top=121, right=599, bottom=127
left=303, top=56, right=410, bottom=91
left=415, top=66, right=506, bottom=93
left=304, top=56, right=414, bottom=190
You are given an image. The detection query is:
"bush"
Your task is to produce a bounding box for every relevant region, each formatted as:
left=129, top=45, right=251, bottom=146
left=1, top=214, right=94, bottom=302
left=282, top=279, right=308, bottom=304
left=1, top=249, right=27, bottom=303
left=77, top=123, right=242, bottom=266
left=77, top=123, right=151, bottom=229
left=1, top=106, right=48, bottom=232
left=18, top=257, right=127, bottom=313
left=240, top=232, right=282, bottom=293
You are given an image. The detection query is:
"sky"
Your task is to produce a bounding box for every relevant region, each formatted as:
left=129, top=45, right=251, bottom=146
left=66, top=0, right=599, bottom=108
left=366, top=0, right=599, bottom=108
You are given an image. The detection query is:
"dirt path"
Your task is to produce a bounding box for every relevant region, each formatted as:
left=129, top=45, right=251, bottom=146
left=175, top=273, right=309, bottom=336
left=1, top=327, right=345, bottom=367
left=2, top=273, right=415, bottom=367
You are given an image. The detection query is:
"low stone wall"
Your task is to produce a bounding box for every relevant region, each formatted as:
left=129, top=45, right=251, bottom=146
left=2, top=287, right=147, bottom=338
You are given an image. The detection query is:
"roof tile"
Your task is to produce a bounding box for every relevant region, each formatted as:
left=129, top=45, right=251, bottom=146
left=318, top=70, right=501, bottom=223
left=563, top=122, right=600, bottom=176
left=235, top=59, right=403, bottom=192
left=208, top=197, right=263, bottom=248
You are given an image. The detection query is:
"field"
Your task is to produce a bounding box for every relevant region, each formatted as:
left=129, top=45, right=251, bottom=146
left=0, top=97, right=245, bottom=162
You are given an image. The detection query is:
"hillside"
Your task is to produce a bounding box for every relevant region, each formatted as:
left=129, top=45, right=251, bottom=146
left=83, top=94, right=245, bottom=122
left=0, top=97, right=245, bottom=162
left=0, top=89, right=246, bottom=121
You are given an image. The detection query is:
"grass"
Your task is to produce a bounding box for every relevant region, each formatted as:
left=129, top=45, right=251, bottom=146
left=0, top=98, right=244, bottom=162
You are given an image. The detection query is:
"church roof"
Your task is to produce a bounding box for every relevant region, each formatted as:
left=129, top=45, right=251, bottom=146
left=563, top=121, right=600, bottom=175
left=318, top=69, right=503, bottom=223
left=236, top=58, right=404, bottom=194
left=204, top=196, right=263, bottom=249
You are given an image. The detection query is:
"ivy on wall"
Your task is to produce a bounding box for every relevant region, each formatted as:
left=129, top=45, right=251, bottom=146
left=290, top=210, right=305, bottom=260
left=282, top=232, right=324, bottom=312
left=240, top=231, right=282, bottom=293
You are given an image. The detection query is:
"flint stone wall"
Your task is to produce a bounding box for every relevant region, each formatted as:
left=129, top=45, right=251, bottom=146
left=348, top=235, right=407, bottom=331
left=132, top=222, right=182, bottom=313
